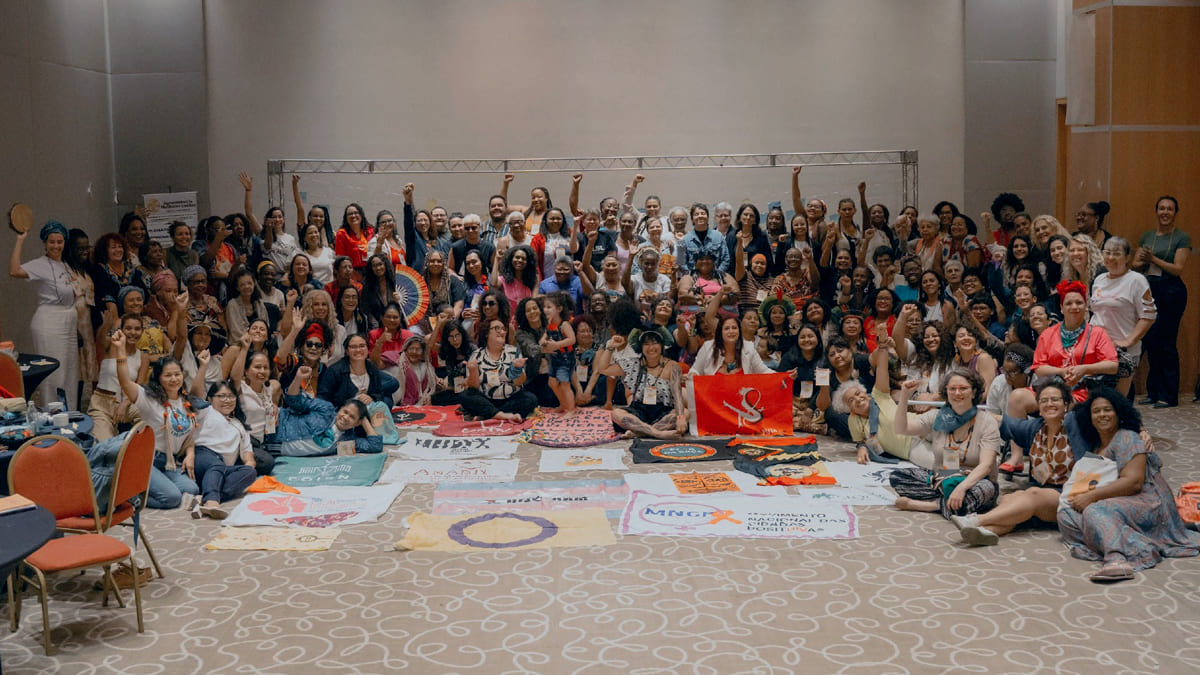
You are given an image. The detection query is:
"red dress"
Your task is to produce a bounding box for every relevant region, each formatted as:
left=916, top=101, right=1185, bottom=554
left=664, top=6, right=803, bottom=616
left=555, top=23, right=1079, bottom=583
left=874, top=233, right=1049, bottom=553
left=335, top=227, right=374, bottom=271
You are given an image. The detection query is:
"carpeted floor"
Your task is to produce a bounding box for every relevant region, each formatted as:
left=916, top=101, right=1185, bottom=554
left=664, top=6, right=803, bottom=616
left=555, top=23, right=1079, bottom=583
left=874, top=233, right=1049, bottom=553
left=3, top=405, right=1200, bottom=675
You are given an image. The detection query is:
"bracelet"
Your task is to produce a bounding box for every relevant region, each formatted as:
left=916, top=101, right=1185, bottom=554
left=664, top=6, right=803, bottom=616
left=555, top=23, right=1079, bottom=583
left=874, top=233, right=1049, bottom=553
left=116, top=358, right=128, bottom=363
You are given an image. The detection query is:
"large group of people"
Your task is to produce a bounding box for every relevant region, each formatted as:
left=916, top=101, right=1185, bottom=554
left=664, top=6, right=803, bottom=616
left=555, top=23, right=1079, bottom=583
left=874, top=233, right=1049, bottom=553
left=7, top=169, right=1197, bottom=582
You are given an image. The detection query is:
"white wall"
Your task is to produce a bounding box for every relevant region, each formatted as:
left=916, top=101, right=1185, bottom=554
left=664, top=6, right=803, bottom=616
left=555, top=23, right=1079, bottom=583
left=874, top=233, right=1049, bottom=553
left=206, top=0, right=965, bottom=222
left=962, top=0, right=1059, bottom=220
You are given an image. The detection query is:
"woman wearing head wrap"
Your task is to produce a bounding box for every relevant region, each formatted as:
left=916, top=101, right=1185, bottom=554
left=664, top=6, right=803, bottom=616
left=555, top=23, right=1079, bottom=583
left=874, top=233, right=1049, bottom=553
left=144, top=269, right=179, bottom=329
left=8, top=220, right=79, bottom=405
left=1030, top=280, right=1119, bottom=405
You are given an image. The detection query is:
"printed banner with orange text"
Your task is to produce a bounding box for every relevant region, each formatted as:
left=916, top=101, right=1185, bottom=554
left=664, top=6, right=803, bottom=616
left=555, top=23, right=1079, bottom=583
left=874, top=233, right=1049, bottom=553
left=692, top=372, right=793, bottom=437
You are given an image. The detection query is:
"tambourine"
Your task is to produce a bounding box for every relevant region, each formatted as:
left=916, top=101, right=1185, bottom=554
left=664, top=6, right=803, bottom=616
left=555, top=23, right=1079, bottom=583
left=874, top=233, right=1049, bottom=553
left=7, top=202, right=33, bottom=235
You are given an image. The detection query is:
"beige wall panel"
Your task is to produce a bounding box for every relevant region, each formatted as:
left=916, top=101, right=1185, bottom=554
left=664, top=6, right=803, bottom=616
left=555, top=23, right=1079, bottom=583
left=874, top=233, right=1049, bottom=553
left=1112, top=6, right=1200, bottom=125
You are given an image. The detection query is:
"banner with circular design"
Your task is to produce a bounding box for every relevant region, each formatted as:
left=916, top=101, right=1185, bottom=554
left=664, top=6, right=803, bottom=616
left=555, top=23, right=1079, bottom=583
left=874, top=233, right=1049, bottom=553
left=396, top=509, right=616, bottom=552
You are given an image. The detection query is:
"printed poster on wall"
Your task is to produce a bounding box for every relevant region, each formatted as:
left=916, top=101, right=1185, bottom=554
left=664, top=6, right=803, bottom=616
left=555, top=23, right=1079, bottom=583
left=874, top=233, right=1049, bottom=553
left=143, top=191, right=198, bottom=246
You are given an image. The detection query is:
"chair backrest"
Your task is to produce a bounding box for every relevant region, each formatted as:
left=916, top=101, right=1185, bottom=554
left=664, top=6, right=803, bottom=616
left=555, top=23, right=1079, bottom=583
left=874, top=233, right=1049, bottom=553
left=0, top=353, right=23, bottom=399
left=8, top=435, right=99, bottom=521
left=105, top=423, right=155, bottom=521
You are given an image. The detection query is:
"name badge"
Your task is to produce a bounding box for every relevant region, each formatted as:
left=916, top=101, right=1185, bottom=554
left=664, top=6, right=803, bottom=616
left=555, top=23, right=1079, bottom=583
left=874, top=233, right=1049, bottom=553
left=576, top=364, right=589, bottom=382
left=485, top=371, right=500, bottom=389
left=643, top=386, right=658, bottom=406
left=454, top=379, right=466, bottom=393
left=800, top=381, right=814, bottom=398
left=756, top=289, right=767, bottom=302
left=266, top=413, right=277, bottom=435
left=815, top=368, right=831, bottom=387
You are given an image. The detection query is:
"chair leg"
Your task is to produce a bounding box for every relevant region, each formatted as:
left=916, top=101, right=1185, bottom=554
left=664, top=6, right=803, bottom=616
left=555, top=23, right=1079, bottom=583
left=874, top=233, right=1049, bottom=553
left=102, top=566, right=125, bottom=609
left=7, top=569, right=17, bottom=632
left=32, top=568, right=51, bottom=656
left=128, top=555, right=144, bottom=633
left=138, top=524, right=165, bottom=579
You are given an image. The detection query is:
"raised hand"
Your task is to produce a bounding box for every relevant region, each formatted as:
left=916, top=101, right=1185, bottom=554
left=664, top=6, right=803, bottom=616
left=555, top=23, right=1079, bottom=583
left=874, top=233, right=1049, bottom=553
left=403, top=183, right=415, bottom=203
left=292, top=174, right=301, bottom=187
left=792, top=166, right=803, bottom=177
left=633, top=174, right=645, bottom=185
left=286, top=288, right=299, bottom=306
left=111, top=329, right=127, bottom=352
left=175, top=290, right=190, bottom=311
left=572, top=173, right=583, bottom=185
left=503, top=173, right=515, bottom=184
left=296, top=365, right=314, bottom=381
left=857, top=181, right=866, bottom=193
left=238, top=171, right=253, bottom=192
left=196, top=349, right=211, bottom=367
left=900, top=379, right=921, bottom=394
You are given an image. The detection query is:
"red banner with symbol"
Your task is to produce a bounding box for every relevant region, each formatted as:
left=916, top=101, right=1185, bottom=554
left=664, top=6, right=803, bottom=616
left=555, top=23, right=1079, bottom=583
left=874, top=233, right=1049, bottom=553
left=692, top=373, right=793, bottom=437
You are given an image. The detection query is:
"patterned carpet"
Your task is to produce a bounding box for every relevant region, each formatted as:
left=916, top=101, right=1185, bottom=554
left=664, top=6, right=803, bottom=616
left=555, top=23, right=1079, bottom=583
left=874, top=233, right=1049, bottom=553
left=3, top=405, right=1200, bottom=675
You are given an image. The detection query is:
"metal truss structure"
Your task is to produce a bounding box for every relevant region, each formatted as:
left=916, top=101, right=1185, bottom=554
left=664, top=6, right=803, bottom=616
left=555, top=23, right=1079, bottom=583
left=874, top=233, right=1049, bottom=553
left=267, top=150, right=918, bottom=209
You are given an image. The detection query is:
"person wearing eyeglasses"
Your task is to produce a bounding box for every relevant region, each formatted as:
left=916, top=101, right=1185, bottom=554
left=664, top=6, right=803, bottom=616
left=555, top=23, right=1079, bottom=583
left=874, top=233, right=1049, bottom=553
left=318, top=333, right=399, bottom=406
left=183, top=378, right=256, bottom=520
left=448, top=213, right=496, bottom=276
left=459, top=319, right=536, bottom=422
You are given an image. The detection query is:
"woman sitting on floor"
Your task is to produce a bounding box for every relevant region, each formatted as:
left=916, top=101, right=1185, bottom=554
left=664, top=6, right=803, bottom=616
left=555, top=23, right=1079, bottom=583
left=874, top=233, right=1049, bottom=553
left=1057, top=387, right=1199, bottom=582
left=275, top=365, right=382, bottom=456
left=182, top=367, right=257, bottom=520
left=318, top=333, right=399, bottom=406
left=890, top=369, right=1001, bottom=521
left=460, top=318, right=538, bottom=422
left=952, top=379, right=1087, bottom=546
left=834, top=344, right=936, bottom=468
left=610, top=327, right=688, bottom=439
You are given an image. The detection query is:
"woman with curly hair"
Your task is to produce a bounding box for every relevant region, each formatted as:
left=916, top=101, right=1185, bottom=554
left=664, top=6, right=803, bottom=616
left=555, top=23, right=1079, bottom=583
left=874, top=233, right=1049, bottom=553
left=491, top=243, right=538, bottom=316
left=1063, top=234, right=1105, bottom=289
left=1058, top=387, right=1198, bottom=581
left=894, top=307, right=955, bottom=397
left=359, top=253, right=397, bottom=329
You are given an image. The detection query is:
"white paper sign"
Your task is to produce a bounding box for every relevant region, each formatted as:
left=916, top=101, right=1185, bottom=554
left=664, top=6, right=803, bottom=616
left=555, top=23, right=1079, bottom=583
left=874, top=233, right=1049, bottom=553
left=143, top=191, right=198, bottom=246
left=825, top=461, right=918, bottom=488
left=380, top=459, right=519, bottom=484
left=620, top=491, right=857, bottom=539
left=538, top=448, right=627, bottom=473
left=391, top=432, right=517, bottom=460
left=224, top=484, right=405, bottom=528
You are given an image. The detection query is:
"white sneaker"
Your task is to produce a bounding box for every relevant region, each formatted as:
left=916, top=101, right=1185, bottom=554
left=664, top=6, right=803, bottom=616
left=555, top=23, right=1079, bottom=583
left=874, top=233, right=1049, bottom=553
left=949, top=514, right=978, bottom=531
left=961, top=525, right=999, bottom=547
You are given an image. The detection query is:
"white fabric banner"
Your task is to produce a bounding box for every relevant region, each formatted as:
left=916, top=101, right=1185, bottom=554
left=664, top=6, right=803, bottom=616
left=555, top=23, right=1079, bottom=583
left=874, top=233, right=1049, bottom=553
left=621, top=471, right=788, bottom=496
left=391, top=432, right=517, bottom=460
left=789, top=486, right=897, bottom=506
left=620, top=490, right=857, bottom=539
left=225, top=484, right=405, bottom=528
left=825, top=461, right=917, bottom=488
left=380, top=459, right=519, bottom=484
left=538, top=447, right=627, bottom=473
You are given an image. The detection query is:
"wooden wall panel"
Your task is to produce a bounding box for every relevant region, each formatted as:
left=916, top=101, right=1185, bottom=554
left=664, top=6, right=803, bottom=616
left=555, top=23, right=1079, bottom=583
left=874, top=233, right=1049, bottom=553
left=1110, top=131, right=1200, bottom=394
left=1112, top=6, right=1200, bottom=125
left=1066, top=129, right=1110, bottom=217
left=1093, top=6, right=1111, bottom=126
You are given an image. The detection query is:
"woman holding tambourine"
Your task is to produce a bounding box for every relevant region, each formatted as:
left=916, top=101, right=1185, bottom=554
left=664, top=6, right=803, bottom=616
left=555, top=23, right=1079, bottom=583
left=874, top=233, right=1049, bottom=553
left=8, top=209, right=78, bottom=406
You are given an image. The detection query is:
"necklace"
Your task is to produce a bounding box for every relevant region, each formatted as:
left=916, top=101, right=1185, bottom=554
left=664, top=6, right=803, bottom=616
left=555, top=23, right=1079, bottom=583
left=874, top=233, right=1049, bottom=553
left=1060, top=322, right=1085, bottom=350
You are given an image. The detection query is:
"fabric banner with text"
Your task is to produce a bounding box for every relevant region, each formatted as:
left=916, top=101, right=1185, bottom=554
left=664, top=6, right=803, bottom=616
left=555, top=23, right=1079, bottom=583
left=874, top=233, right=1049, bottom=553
left=271, top=454, right=386, bottom=487
left=538, top=447, right=627, bottom=473
left=390, top=432, right=517, bottom=460
left=380, top=459, right=520, bottom=484
left=620, top=490, right=857, bottom=539
left=433, top=479, right=630, bottom=518
left=692, top=372, right=793, bottom=436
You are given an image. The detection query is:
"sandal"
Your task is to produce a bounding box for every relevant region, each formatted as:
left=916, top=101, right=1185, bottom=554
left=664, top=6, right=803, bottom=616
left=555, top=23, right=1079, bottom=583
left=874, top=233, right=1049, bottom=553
left=998, top=461, right=1025, bottom=478
left=1090, top=560, right=1135, bottom=583
left=200, top=505, right=229, bottom=520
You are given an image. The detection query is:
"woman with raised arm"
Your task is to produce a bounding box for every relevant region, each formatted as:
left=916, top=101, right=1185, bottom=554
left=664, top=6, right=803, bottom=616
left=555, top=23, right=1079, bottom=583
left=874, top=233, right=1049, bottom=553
left=281, top=253, right=322, bottom=296
left=110, top=330, right=200, bottom=509
left=734, top=226, right=773, bottom=313
left=9, top=221, right=79, bottom=405
left=368, top=302, right=416, bottom=378
left=889, top=369, right=1000, bottom=520
left=531, top=207, right=576, bottom=280
left=941, top=214, right=984, bottom=270
left=422, top=249, right=466, bottom=323
left=1058, top=388, right=1198, bottom=582
left=367, top=209, right=405, bottom=274
left=90, top=309, right=150, bottom=440
left=184, top=378, right=257, bottom=520
left=224, top=268, right=269, bottom=344
left=500, top=173, right=551, bottom=234
left=1134, top=196, right=1190, bottom=408
left=585, top=251, right=631, bottom=301
left=401, top=183, right=440, bottom=272
left=229, top=334, right=281, bottom=474
left=276, top=364, right=382, bottom=457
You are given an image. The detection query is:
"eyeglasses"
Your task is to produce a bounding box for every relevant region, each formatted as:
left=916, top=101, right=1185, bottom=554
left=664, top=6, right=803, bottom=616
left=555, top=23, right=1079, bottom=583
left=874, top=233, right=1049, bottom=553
left=304, top=340, right=324, bottom=349
left=489, top=326, right=507, bottom=333
left=212, top=392, right=237, bottom=401
left=465, top=226, right=479, bottom=232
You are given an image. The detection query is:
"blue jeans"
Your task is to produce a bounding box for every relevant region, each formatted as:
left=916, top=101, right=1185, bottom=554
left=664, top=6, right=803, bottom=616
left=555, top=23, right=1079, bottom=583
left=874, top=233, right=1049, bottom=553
left=193, top=447, right=256, bottom=504
left=148, top=453, right=199, bottom=509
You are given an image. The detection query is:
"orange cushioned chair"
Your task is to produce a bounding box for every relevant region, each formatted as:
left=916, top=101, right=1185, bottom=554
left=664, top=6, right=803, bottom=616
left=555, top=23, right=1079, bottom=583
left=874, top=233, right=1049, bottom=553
left=55, top=424, right=165, bottom=579
left=6, top=435, right=145, bottom=655
left=0, top=353, right=23, bottom=400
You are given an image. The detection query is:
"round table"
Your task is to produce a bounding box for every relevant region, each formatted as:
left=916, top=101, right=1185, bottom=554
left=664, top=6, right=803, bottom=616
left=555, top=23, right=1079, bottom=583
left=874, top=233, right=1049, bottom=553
left=16, top=353, right=59, bottom=399
left=0, top=505, right=55, bottom=668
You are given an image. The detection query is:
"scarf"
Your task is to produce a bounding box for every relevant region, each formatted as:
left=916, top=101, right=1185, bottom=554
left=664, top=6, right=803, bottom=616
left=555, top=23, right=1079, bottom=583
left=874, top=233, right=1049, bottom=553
left=932, top=404, right=978, bottom=434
